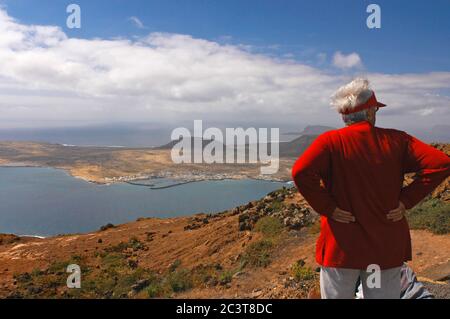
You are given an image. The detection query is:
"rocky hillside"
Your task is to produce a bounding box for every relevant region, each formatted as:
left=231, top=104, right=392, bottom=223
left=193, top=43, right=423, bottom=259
left=0, top=187, right=317, bottom=299
left=430, top=143, right=450, bottom=202
left=0, top=183, right=449, bottom=299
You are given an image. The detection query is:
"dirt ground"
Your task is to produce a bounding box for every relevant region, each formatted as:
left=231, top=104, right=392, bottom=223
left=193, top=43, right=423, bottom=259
left=0, top=213, right=448, bottom=298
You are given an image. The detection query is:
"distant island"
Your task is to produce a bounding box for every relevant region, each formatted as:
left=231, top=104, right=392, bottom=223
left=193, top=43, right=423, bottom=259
left=282, top=125, right=337, bottom=136
left=0, top=133, right=320, bottom=184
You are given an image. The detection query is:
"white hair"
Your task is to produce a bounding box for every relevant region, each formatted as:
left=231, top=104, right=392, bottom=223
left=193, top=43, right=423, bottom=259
left=330, top=78, right=374, bottom=114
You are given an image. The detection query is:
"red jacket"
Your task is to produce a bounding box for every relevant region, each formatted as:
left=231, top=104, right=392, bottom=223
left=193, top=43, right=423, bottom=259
left=292, top=121, right=450, bottom=270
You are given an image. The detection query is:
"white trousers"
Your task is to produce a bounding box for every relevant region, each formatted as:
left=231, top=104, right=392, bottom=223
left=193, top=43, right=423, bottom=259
left=320, top=266, right=402, bottom=299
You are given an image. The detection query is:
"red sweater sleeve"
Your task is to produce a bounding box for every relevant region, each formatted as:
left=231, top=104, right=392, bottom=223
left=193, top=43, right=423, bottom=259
left=291, top=133, right=336, bottom=217
left=400, top=134, right=450, bottom=209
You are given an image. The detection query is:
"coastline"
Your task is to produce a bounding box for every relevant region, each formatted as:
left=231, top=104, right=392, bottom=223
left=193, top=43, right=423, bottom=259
left=0, top=141, right=296, bottom=186
left=0, top=161, right=291, bottom=186
left=0, top=164, right=290, bottom=238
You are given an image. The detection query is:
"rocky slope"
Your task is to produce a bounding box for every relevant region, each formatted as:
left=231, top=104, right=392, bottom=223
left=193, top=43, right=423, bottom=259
left=0, top=184, right=448, bottom=299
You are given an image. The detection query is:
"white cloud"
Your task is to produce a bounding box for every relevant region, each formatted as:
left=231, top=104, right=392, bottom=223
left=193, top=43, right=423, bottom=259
left=0, top=9, right=448, bottom=131
left=128, top=16, right=145, bottom=29
left=332, top=51, right=363, bottom=69
left=414, top=107, right=434, bottom=116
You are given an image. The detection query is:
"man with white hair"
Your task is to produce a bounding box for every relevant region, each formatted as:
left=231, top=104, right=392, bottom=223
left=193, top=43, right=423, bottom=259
left=292, top=78, right=450, bottom=299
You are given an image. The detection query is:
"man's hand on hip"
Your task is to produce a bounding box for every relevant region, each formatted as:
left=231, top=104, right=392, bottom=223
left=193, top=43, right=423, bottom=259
left=387, top=201, right=406, bottom=222
left=331, top=207, right=356, bottom=223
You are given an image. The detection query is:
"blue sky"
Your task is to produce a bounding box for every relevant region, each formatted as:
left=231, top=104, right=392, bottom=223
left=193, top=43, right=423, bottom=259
left=2, top=0, right=449, bottom=73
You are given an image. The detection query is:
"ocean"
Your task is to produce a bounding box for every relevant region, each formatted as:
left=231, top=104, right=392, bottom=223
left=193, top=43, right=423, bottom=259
left=0, top=167, right=286, bottom=237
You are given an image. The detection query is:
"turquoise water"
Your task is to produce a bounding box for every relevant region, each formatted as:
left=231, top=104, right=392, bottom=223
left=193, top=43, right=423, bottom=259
left=0, top=167, right=285, bottom=237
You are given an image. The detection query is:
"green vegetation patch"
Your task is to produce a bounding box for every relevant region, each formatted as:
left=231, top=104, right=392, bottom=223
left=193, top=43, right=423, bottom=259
left=254, top=216, right=283, bottom=237
left=267, top=199, right=284, bottom=213
left=291, top=259, right=316, bottom=282
left=11, top=249, right=238, bottom=299
left=406, top=199, right=450, bottom=235
left=240, top=239, right=274, bottom=268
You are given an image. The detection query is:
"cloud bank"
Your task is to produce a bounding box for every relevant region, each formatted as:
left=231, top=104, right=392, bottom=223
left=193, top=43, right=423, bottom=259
left=0, top=9, right=449, bottom=131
